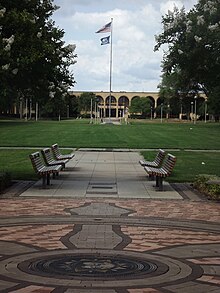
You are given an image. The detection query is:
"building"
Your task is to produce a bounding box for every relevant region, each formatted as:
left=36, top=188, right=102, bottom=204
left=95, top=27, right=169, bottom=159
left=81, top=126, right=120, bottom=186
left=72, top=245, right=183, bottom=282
left=70, top=91, right=160, bottom=118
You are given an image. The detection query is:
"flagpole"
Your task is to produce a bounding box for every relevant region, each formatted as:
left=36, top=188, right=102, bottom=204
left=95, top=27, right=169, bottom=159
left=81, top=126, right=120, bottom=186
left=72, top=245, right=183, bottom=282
left=109, top=18, right=113, bottom=122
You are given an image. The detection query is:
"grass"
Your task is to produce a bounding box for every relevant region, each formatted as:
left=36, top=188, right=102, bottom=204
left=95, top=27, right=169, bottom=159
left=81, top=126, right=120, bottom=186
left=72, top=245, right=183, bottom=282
left=0, top=119, right=219, bottom=149
left=0, top=119, right=219, bottom=183
left=140, top=150, right=220, bottom=182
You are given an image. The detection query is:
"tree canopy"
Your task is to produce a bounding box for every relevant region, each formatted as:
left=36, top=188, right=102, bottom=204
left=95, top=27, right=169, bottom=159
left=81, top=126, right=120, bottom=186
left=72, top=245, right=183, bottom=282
left=154, top=0, right=220, bottom=119
left=0, top=0, right=77, bottom=117
left=129, top=96, right=151, bottom=118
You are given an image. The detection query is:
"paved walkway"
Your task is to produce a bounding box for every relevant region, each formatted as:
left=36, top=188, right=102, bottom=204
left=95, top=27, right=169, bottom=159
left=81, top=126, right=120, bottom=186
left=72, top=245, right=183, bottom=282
left=0, top=150, right=220, bottom=293
left=21, top=150, right=183, bottom=199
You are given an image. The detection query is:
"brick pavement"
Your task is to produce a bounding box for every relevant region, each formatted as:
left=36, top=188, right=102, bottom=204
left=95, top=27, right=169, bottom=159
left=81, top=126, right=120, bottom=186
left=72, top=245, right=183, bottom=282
left=0, top=199, right=220, bottom=292
left=0, top=151, right=220, bottom=292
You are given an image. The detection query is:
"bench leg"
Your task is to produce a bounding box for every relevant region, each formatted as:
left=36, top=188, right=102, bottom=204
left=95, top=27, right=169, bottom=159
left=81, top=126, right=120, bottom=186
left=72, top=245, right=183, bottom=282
left=42, top=174, right=47, bottom=188
left=156, top=176, right=159, bottom=187
left=156, top=176, right=163, bottom=191
left=149, top=174, right=155, bottom=181
left=47, top=173, right=50, bottom=185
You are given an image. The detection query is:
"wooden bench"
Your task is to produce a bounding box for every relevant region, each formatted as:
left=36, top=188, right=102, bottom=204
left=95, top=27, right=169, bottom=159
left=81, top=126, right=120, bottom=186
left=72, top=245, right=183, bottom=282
left=29, top=152, right=62, bottom=188
left=51, top=143, right=75, bottom=161
left=41, top=148, right=68, bottom=169
left=144, top=154, right=177, bottom=191
left=139, top=149, right=166, bottom=167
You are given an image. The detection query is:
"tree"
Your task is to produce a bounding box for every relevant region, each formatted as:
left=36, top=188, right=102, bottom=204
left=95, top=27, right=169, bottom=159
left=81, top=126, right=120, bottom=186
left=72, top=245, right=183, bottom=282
left=154, top=0, right=220, bottom=119
left=0, top=0, right=77, bottom=117
left=129, top=96, right=151, bottom=118
left=78, top=92, right=96, bottom=116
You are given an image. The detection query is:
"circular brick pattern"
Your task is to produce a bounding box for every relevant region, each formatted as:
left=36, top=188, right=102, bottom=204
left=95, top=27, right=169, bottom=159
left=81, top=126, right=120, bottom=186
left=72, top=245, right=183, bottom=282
left=1, top=249, right=202, bottom=288
left=22, top=253, right=158, bottom=279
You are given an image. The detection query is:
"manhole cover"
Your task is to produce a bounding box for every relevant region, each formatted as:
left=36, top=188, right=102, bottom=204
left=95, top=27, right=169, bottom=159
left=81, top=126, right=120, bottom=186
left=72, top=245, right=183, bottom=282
left=20, top=253, right=158, bottom=280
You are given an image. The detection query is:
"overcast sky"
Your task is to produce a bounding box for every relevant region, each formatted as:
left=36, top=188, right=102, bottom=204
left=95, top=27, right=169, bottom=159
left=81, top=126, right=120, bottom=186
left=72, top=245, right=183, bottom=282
left=53, top=0, right=198, bottom=92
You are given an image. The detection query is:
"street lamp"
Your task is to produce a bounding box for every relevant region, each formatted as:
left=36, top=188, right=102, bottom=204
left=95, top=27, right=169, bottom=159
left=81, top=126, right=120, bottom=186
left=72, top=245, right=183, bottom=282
left=29, top=98, right=32, bottom=120
left=160, top=103, right=163, bottom=123
left=90, top=98, right=93, bottom=124
left=180, top=97, right=183, bottom=120
left=194, top=95, right=197, bottom=124
left=150, top=106, right=153, bottom=120
left=191, top=101, right=193, bottom=122
left=205, top=101, right=207, bottom=123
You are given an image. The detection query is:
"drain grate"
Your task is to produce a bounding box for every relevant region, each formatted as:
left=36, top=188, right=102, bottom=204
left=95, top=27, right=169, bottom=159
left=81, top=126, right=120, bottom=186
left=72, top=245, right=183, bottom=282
left=92, top=186, right=113, bottom=189
left=86, top=182, right=117, bottom=195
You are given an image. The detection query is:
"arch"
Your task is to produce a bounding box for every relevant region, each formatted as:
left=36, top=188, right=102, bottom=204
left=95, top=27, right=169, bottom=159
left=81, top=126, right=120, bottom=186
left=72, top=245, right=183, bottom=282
left=146, top=96, right=155, bottom=108
left=118, top=96, right=129, bottom=107
left=69, top=91, right=168, bottom=119
left=106, top=95, right=116, bottom=105
left=96, top=95, right=104, bottom=105
left=131, top=95, right=141, bottom=102
left=105, top=96, right=116, bottom=117
left=118, top=96, right=129, bottom=118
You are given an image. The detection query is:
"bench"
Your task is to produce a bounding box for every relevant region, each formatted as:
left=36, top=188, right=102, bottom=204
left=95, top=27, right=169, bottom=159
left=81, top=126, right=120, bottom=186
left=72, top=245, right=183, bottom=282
left=29, top=152, right=62, bottom=188
left=51, top=143, right=75, bottom=161
left=41, top=148, right=68, bottom=169
left=139, top=149, right=166, bottom=167
left=144, top=154, right=177, bottom=191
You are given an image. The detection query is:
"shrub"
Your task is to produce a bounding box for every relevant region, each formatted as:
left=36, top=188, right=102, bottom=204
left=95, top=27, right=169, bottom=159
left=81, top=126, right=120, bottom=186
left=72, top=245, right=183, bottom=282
left=193, top=174, right=220, bottom=200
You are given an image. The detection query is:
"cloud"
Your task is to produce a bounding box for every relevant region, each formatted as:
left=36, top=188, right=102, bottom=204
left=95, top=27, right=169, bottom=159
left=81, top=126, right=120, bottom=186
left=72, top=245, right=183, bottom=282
left=53, top=0, right=197, bottom=92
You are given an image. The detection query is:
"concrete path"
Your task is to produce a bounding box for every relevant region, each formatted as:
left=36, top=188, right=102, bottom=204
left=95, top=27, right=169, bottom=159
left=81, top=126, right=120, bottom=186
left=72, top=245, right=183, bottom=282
left=21, top=150, right=182, bottom=199
left=0, top=150, right=220, bottom=292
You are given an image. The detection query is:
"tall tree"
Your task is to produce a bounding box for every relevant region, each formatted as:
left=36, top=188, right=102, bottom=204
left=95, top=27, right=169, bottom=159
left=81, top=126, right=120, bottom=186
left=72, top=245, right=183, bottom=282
left=0, top=0, right=77, bottom=116
left=78, top=92, right=96, bottom=116
left=154, top=0, right=220, bottom=119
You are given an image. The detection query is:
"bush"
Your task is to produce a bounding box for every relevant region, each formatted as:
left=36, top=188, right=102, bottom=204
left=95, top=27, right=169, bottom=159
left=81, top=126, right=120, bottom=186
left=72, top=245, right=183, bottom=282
left=0, top=172, right=12, bottom=194
left=193, top=174, right=220, bottom=200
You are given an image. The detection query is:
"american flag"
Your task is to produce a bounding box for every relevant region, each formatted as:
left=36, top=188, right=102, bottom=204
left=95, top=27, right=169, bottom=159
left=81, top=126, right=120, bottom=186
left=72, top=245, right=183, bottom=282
left=96, top=21, right=112, bottom=33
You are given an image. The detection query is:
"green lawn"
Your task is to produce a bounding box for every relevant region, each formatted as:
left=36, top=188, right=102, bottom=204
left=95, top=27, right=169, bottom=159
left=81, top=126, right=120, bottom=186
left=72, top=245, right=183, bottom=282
left=0, top=119, right=219, bottom=149
left=0, top=119, right=219, bottom=183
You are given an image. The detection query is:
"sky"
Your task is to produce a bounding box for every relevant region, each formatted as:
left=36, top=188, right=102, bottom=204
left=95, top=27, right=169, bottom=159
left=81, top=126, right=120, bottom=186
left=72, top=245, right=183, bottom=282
left=53, top=0, right=198, bottom=92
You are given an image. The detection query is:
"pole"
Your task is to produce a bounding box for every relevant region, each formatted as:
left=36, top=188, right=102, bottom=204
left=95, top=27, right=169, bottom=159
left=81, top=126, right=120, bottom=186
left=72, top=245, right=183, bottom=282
left=205, top=101, right=207, bottom=123
left=194, top=96, right=197, bottom=125
left=160, top=103, right=163, bottom=123
left=29, top=98, right=32, bottom=120
left=25, top=98, right=28, bottom=121
left=109, top=18, right=113, bottom=122
left=20, top=98, right=22, bottom=119
left=90, top=98, right=93, bottom=123
left=36, top=102, right=38, bottom=121
left=191, top=102, right=193, bottom=122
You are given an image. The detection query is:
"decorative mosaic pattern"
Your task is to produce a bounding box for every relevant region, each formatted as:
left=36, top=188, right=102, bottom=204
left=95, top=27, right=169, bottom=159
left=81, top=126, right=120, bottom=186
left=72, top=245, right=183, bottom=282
left=0, top=200, right=220, bottom=292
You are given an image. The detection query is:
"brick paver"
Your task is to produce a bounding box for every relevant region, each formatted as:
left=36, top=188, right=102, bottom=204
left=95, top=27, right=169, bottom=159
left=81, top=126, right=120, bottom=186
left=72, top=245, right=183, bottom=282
left=0, top=151, right=219, bottom=292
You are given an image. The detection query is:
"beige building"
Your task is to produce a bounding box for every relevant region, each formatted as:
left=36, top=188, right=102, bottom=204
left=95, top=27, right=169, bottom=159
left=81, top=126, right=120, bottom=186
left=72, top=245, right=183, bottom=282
left=70, top=91, right=160, bottom=118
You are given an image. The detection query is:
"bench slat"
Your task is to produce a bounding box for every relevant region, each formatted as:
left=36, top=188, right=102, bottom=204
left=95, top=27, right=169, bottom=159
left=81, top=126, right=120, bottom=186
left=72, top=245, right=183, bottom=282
left=144, top=153, right=177, bottom=191
left=139, top=149, right=165, bottom=167
left=29, top=152, right=62, bottom=188
left=51, top=144, right=74, bottom=161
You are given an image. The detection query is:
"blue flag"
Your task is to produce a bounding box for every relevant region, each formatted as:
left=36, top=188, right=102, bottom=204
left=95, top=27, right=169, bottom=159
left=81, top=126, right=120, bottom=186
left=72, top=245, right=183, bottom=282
left=100, top=36, right=110, bottom=45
